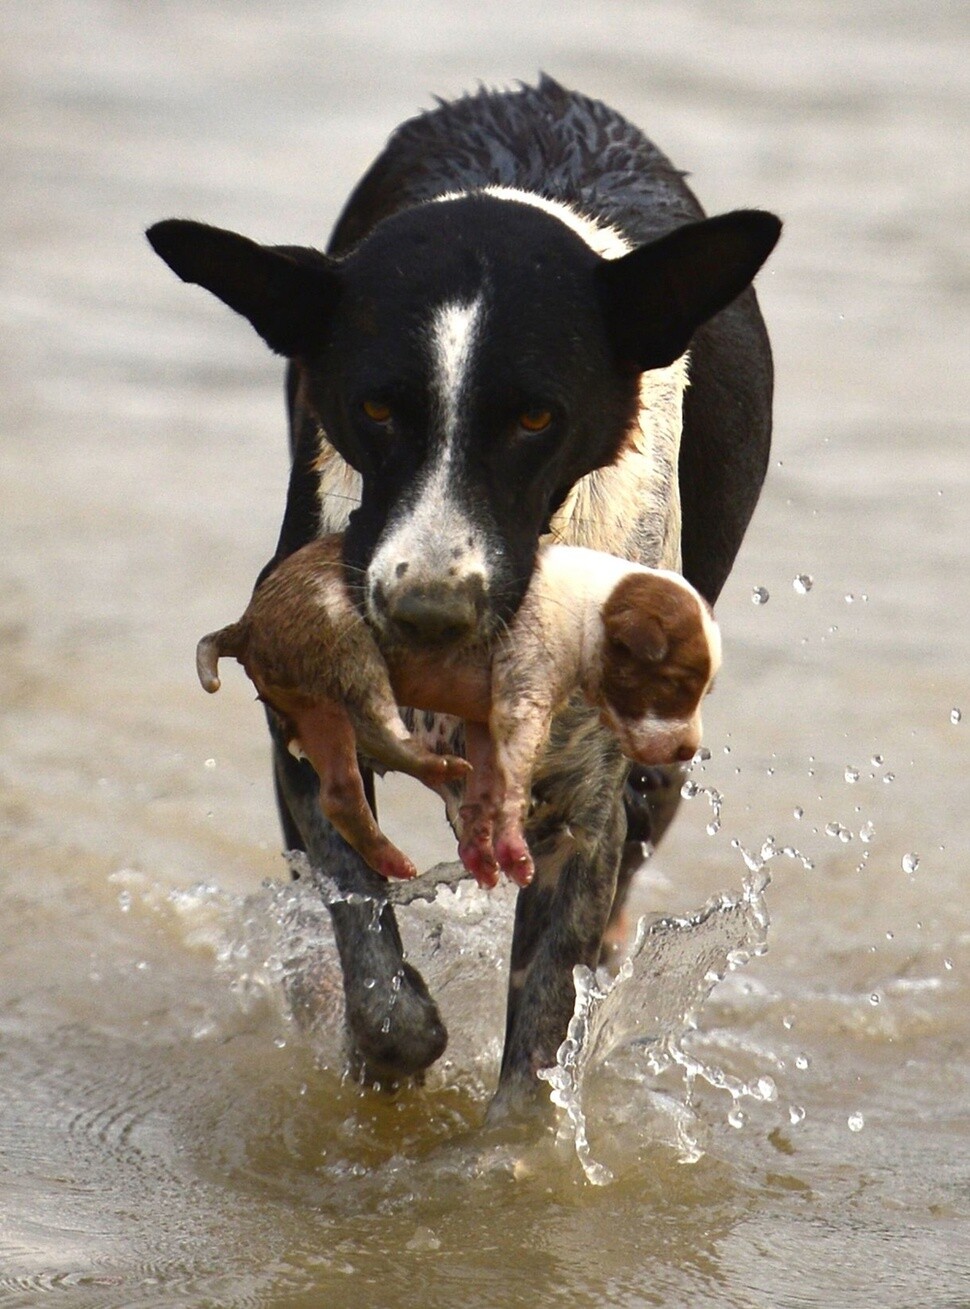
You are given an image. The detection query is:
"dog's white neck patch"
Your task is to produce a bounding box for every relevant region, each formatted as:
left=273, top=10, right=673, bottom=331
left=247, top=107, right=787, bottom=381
left=433, top=185, right=631, bottom=260
left=429, top=296, right=484, bottom=449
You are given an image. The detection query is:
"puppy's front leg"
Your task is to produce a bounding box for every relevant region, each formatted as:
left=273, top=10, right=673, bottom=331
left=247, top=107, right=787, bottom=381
left=487, top=695, right=557, bottom=886
left=269, top=711, right=448, bottom=1082
left=294, top=700, right=420, bottom=882
left=456, top=720, right=501, bottom=888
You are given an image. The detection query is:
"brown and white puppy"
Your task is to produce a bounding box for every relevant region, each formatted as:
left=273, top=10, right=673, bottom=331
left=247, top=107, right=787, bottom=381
left=197, top=536, right=720, bottom=889
left=450, top=545, right=720, bottom=886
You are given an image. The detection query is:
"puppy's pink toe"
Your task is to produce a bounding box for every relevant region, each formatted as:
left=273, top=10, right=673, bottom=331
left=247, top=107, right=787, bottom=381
left=376, top=849, right=418, bottom=881
left=495, top=834, right=534, bottom=887
left=417, top=753, right=472, bottom=787
left=458, top=840, right=499, bottom=889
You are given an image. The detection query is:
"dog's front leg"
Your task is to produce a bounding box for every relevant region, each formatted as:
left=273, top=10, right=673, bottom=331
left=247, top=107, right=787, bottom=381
left=491, top=709, right=629, bottom=1113
left=269, top=713, right=448, bottom=1082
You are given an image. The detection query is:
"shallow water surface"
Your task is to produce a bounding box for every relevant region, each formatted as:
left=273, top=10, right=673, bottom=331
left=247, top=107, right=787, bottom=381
left=1, top=1, right=968, bottom=1305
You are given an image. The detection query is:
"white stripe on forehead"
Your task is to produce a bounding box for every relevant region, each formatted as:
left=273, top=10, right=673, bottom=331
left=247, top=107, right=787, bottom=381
left=428, top=296, right=484, bottom=448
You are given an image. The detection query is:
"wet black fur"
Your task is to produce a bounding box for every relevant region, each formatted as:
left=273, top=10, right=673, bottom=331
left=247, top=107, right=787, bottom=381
left=147, top=77, right=780, bottom=1105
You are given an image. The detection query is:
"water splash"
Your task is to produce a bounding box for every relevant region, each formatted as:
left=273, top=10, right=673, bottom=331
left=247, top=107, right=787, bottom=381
left=538, top=868, right=771, bottom=1185
left=681, top=778, right=723, bottom=835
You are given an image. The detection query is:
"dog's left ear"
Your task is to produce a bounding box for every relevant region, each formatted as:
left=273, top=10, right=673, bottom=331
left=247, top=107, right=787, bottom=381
left=597, top=209, right=782, bottom=372
left=146, top=219, right=338, bottom=357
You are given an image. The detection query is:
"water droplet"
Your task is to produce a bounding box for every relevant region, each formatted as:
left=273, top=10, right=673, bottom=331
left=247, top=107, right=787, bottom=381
left=117, top=890, right=132, bottom=913
left=782, top=1015, right=795, bottom=1030
left=380, top=1018, right=391, bottom=1034
left=885, top=931, right=894, bottom=941
left=951, top=708, right=962, bottom=725
left=869, top=992, right=881, bottom=1006
left=754, top=1075, right=778, bottom=1102
left=882, top=772, right=895, bottom=785
left=204, top=757, right=216, bottom=769
left=274, top=1036, right=286, bottom=1049
left=788, top=1104, right=806, bottom=1126
left=728, top=1105, right=747, bottom=1129
left=795, top=1053, right=811, bottom=1071
left=681, top=780, right=698, bottom=799
left=793, top=574, right=814, bottom=594
left=943, top=958, right=953, bottom=971
left=844, top=766, right=860, bottom=784
left=844, top=593, right=855, bottom=604
left=901, top=852, right=920, bottom=875
left=847, top=1112, right=865, bottom=1132
left=752, top=586, right=770, bottom=605
left=793, top=806, right=804, bottom=820
left=871, top=754, right=883, bottom=766
left=859, top=821, right=875, bottom=843
left=693, top=745, right=711, bottom=762
left=362, top=977, right=376, bottom=990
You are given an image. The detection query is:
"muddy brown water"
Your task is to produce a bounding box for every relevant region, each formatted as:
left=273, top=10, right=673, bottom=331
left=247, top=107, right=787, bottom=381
left=1, top=2, right=968, bottom=1305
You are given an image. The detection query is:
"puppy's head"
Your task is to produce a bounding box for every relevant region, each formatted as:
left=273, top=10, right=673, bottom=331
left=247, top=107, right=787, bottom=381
left=597, top=571, right=721, bottom=765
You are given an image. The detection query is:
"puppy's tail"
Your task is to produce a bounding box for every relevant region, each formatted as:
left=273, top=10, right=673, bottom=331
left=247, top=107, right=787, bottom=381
left=196, top=623, right=244, bottom=693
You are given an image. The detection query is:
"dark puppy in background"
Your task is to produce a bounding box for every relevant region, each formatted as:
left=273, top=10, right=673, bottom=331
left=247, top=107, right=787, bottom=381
left=148, top=76, right=780, bottom=1106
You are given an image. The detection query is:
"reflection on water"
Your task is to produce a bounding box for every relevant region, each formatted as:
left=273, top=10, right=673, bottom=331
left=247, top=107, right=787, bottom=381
left=1, top=0, right=968, bottom=1304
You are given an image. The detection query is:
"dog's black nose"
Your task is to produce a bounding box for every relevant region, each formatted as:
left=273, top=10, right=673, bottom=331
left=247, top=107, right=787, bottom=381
left=387, top=580, right=483, bottom=646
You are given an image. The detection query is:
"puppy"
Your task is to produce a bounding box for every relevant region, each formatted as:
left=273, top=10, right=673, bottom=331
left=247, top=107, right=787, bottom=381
left=196, top=535, right=470, bottom=883
left=197, top=536, right=720, bottom=889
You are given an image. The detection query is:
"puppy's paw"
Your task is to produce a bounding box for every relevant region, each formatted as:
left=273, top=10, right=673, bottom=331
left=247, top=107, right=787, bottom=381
left=457, top=802, right=499, bottom=888
left=371, top=843, right=419, bottom=882
left=415, top=752, right=473, bottom=788
left=494, top=830, right=534, bottom=888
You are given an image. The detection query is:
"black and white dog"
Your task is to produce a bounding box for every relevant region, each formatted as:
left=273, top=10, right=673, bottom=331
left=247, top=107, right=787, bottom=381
left=148, top=77, right=780, bottom=1108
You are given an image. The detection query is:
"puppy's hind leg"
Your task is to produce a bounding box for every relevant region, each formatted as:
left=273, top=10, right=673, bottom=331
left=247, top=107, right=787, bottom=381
left=294, top=701, right=419, bottom=882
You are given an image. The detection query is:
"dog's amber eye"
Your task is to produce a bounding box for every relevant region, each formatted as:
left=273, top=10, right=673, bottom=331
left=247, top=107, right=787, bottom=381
left=518, top=408, right=553, bottom=434
left=362, top=400, right=392, bottom=424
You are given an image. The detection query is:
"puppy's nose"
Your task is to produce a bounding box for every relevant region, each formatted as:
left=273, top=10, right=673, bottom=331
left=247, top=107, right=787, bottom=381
left=387, top=579, right=483, bottom=647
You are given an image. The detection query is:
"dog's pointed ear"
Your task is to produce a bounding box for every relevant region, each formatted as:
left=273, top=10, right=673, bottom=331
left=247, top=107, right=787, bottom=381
left=146, top=219, right=338, bottom=357
left=597, top=209, right=781, bottom=372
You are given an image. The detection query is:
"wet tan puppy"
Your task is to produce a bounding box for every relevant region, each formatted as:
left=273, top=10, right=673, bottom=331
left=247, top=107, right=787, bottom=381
left=196, top=536, right=471, bottom=882
left=197, top=536, right=720, bottom=887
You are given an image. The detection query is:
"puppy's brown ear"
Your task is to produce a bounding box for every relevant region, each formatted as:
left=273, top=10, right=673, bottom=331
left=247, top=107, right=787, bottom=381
left=147, top=219, right=338, bottom=358
left=604, top=608, right=668, bottom=664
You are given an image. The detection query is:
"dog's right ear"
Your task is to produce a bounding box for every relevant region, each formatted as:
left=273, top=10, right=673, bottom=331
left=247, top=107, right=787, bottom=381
left=146, top=219, right=338, bottom=358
